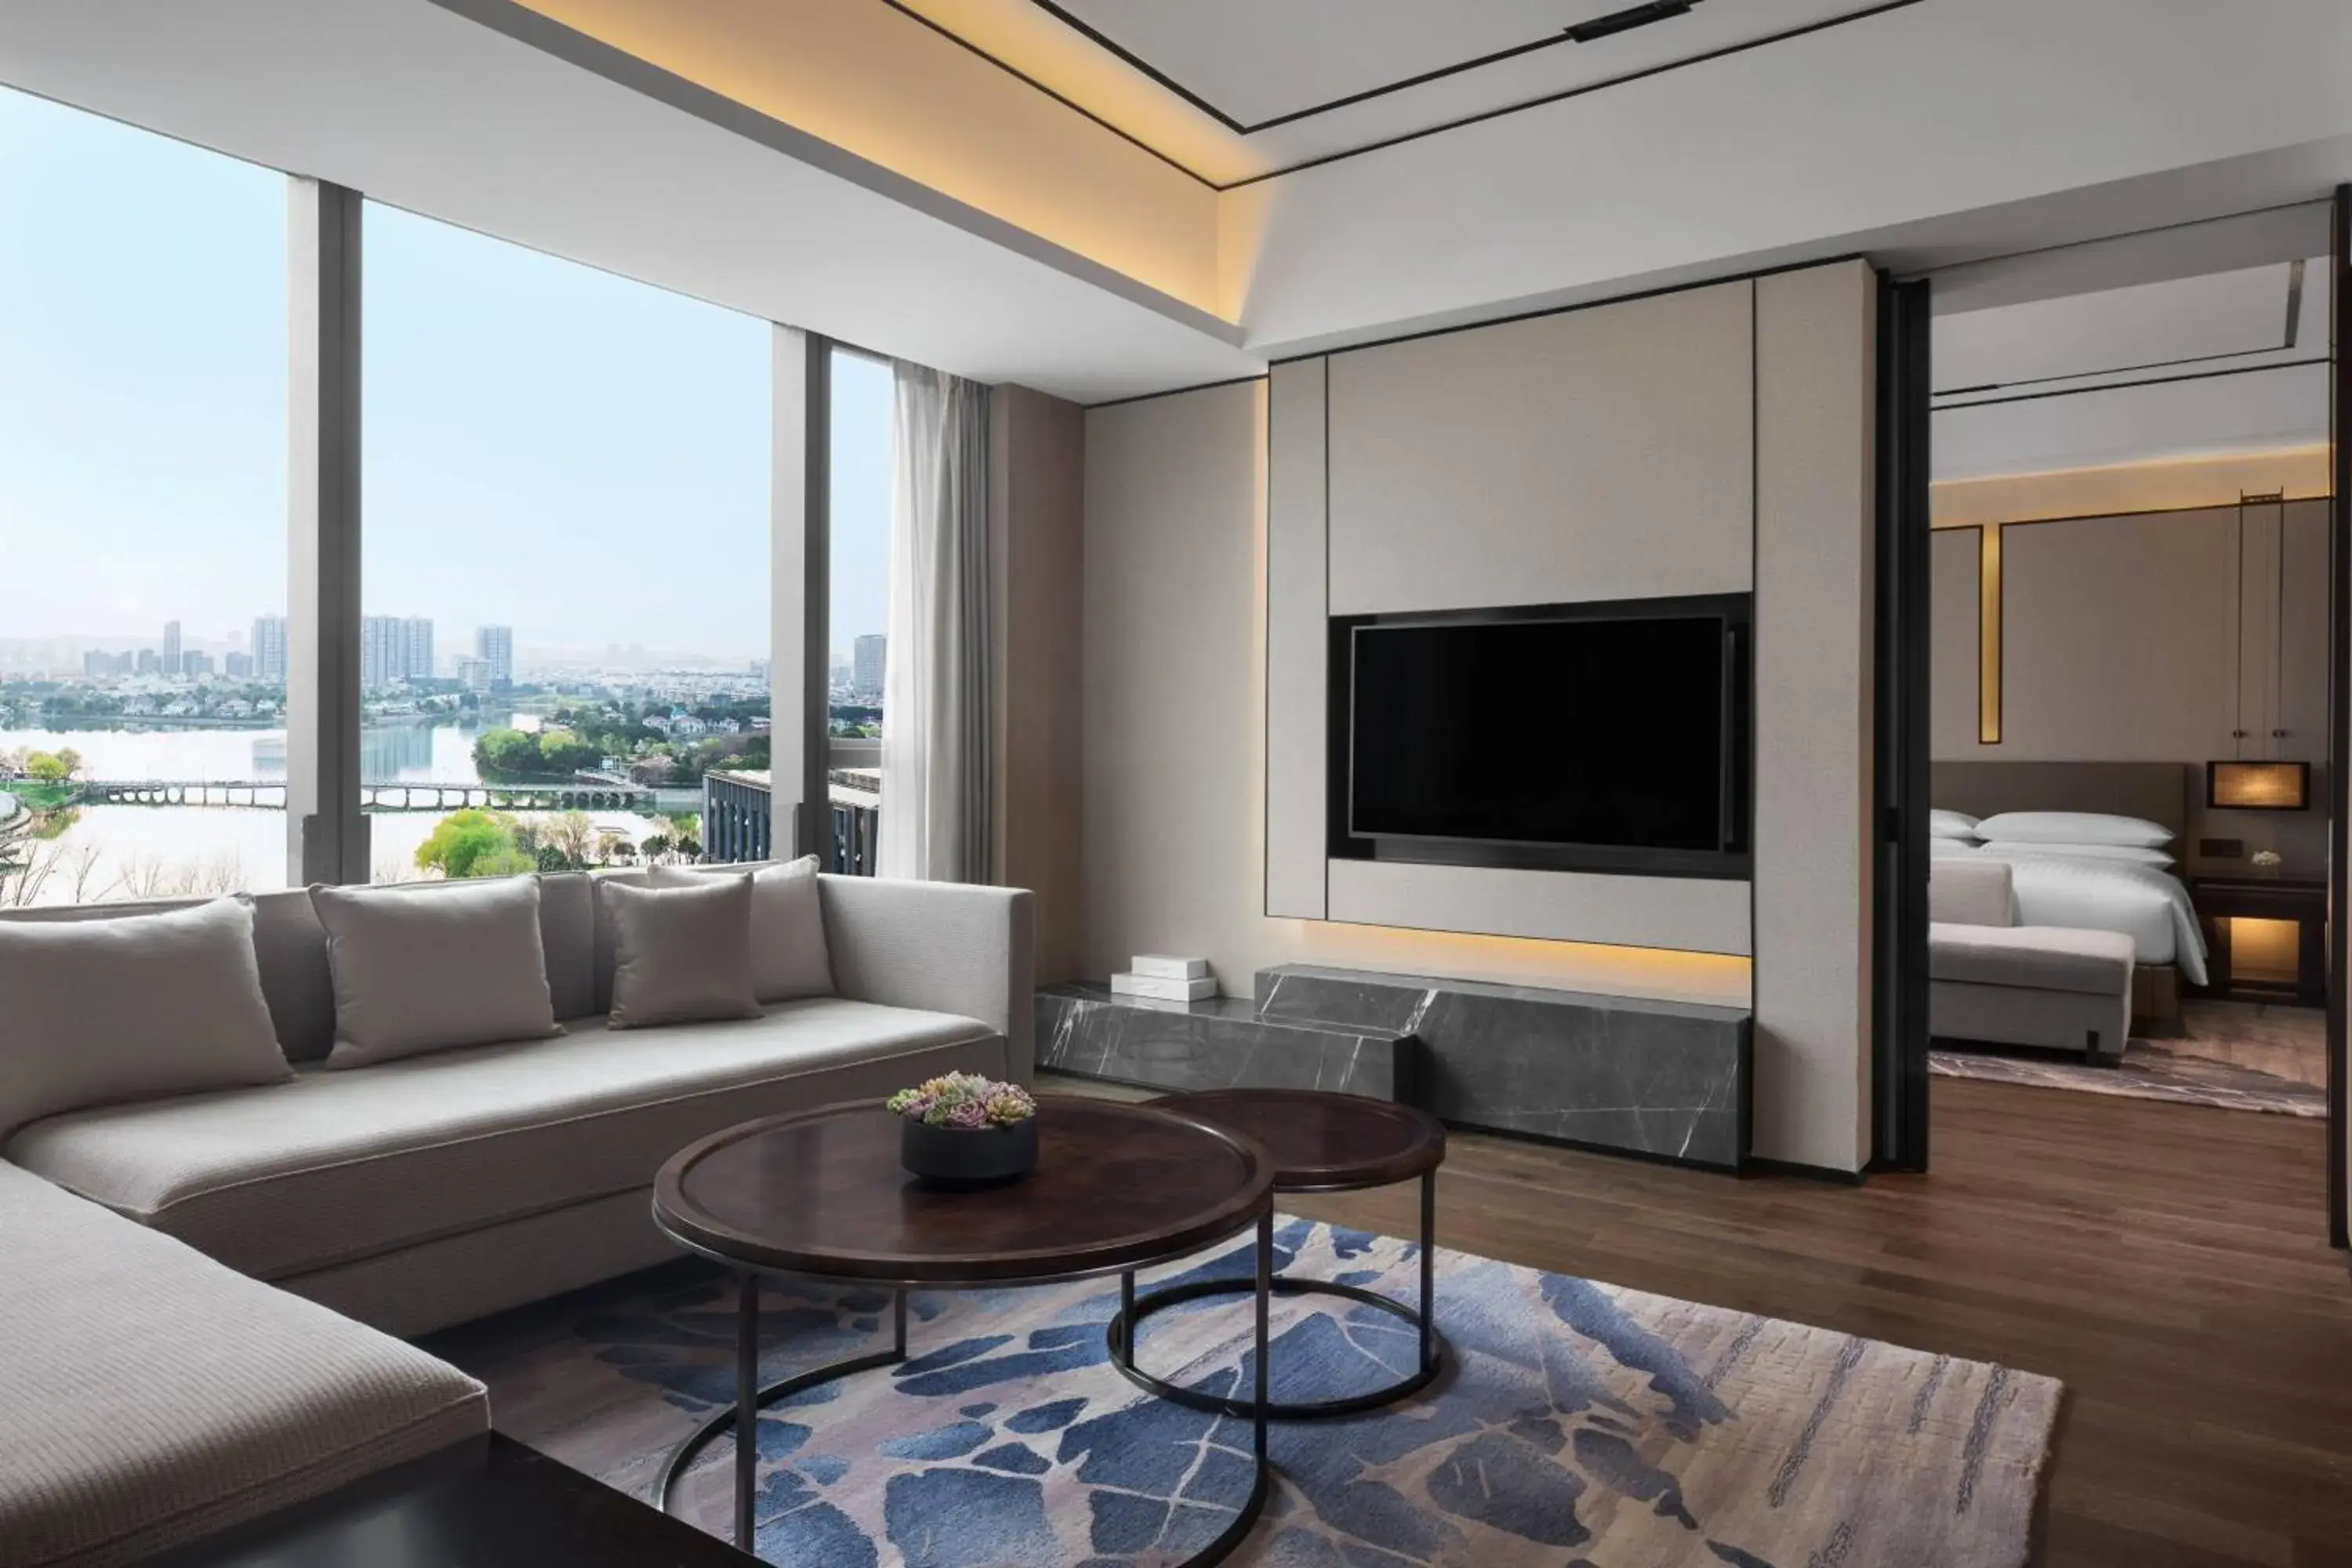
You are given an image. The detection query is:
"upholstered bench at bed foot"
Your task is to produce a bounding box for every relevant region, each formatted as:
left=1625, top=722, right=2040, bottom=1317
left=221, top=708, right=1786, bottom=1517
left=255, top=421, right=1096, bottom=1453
left=1928, top=921, right=2137, bottom=1065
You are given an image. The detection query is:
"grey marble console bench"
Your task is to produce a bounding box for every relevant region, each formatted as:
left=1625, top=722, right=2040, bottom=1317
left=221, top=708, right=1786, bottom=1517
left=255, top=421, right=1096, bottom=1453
left=1038, top=964, right=1751, bottom=1171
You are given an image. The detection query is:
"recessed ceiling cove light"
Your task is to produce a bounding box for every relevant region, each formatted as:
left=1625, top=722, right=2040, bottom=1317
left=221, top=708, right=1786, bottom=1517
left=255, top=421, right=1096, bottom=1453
left=1566, top=1, right=1698, bottom=45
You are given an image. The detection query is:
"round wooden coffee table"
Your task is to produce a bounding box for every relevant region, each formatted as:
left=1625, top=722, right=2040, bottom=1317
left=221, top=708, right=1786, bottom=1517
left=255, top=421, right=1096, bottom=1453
left=1109, top=1088, right=1447, bottom=1421
left=650, top=1096, right=1277, bottom=1563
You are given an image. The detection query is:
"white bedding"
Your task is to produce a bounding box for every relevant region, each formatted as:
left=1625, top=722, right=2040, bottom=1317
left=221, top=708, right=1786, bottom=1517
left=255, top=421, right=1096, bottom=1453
left=1957, top=844, right=2208, bottom=985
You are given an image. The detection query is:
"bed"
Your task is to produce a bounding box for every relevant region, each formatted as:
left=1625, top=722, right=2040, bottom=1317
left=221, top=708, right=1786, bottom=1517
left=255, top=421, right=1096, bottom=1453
left=1931, top=761, right=2209, bottom=1026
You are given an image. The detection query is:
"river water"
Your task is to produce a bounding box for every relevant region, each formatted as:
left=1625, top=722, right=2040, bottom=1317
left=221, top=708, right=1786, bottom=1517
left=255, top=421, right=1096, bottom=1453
left=1, top=719, right=670, bottom=903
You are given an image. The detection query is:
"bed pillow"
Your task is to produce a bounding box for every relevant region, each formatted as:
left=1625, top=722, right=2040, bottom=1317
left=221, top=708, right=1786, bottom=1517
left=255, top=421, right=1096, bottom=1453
left=1929, top=809, right=1980, bottom=840
left=602, top=874, right=764, bottom=1029
left=1929, top=837, right=1983, bottom=858
left=647, top=855, right=832, bottom=1001
left=1977, top=840, right=2175, bottom=869
left=311, top=876, right=562, bottom=1069
left=1974, top=811, right=2172, bottom=849
left=0, top=897, right=293, bottom=1140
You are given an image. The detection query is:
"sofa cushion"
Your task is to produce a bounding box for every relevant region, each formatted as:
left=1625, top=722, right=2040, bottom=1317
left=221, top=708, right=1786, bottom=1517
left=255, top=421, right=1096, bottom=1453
left=5, top=997, right=996, bottom=1283
left=651, top=855, right=833, bottom=1003
left=1928, top=858, right=2016, bottom=927
left=1929, top=921, right=2136, bottom=995
left=312, top=877, right=562, bottom=1069
left=0, top=1160, right=485, bottom=1568
left=603, top=874, right=763, bottom=1029
left=0, top=898, right=293, bottom=1142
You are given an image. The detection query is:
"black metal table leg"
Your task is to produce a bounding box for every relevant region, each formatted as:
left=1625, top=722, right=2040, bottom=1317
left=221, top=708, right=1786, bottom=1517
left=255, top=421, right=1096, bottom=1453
left=655, top=1283, right=911, bottom=1539
left=1420, top=1167, right=1436, bottom=1375
left=734, top=1273, right=757, bottom=1550
left=1106, top=1201, right=1446, bottom=1421
left=663, top=1270, right=1273, bottom=1566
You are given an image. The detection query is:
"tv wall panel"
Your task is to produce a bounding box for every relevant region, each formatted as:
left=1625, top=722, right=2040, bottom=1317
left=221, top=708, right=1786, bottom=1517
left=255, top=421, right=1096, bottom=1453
left=1265, top=357, right=1329, bottom=920
left=1323, top=279, right=1754, bottom=616
left=1327, top=858, right=1752, bottom=955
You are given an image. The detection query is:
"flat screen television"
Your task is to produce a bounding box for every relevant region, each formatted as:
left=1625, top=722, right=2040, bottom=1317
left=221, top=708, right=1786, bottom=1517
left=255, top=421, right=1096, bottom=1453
left=1335, top=595, right=1749, bottom=877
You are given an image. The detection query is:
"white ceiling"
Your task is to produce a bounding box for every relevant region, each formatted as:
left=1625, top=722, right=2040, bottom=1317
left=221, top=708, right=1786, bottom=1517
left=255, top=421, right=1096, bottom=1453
left=1930, top=254, right=2332, bottom=481
left=1934, top=263, right=2307, bottom=395
left=4, top=0, right=2347, bottom=401
left=920, top=0, right=1896, bottom=180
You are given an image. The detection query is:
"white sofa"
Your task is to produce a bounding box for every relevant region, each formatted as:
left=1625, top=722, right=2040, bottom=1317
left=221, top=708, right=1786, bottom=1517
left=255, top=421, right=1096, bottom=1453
left=0, top=868, right=1033, bottom=1566
left=1929, top=858, right=2134, bottom=1065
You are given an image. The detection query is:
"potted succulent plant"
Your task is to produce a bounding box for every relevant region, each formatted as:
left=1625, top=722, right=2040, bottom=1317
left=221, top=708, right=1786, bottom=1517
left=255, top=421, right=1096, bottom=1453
left=887, top=1073, right=1040, bottom=1186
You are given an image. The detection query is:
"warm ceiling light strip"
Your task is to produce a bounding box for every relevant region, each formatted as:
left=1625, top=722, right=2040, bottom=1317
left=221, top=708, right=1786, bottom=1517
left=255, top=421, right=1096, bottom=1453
left=1978, top=524, right=2002, bottom=745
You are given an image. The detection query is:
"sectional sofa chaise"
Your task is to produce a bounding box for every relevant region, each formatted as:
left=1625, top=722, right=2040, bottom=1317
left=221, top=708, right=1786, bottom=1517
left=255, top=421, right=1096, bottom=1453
left=0, top=866, right=1033, bottom=1567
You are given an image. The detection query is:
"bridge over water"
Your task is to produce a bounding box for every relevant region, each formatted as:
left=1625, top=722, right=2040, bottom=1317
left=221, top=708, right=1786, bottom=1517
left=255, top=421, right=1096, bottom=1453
left=75, top=780, right=665, bottom=813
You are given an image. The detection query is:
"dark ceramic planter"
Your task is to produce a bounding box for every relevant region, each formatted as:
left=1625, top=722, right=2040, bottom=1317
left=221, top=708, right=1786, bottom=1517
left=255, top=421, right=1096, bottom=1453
left=901, top=1115, right=1039, bottom=1187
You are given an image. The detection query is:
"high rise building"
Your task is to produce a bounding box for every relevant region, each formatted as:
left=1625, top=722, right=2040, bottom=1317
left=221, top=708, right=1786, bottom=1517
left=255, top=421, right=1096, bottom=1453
left=852, top=633, right=887, bottom=699
left=161, top=620, right=181, bottom=676
left=359, top=616, right=397, bottom=691
left=82, top=648, right=113, bottom=678
left=181, top=650, right=215, bottom=678
left=402, top=617, right=434, bottom=682
left=224, top=651, right=252, bottom=680
left=251, top=615, right=288, bottom=684
left=475, top=625, right=514, bottom=687
left=360, top=615, right=435, bottom=688
left=135, top=648, right=160, bottom=677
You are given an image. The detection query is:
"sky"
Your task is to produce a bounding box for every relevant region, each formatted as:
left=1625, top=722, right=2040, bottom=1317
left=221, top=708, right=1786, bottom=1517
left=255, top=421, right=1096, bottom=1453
left=0, top=85, right=891, bottom=669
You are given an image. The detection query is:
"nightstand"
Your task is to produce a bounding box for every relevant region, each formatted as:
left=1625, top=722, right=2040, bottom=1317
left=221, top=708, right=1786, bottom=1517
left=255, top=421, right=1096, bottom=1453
left=2189, top=876, right=2328, bottom=1006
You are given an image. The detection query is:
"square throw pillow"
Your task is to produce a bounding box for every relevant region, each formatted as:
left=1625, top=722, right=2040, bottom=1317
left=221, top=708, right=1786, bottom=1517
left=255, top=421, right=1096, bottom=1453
left=648, top=855, right=833, bottom=1002
left=310, top=876, right=561, bottom=1069
left=0, top=897, right=293, bottom=1141
left=601, top=873, right=764, bottom=1029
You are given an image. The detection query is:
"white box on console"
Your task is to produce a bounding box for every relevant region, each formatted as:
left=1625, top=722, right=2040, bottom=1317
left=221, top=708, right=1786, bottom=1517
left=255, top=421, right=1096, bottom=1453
left=1110, top=971, right=1217, bottom=1002
left=1129, top=954, right=1209, bottom=979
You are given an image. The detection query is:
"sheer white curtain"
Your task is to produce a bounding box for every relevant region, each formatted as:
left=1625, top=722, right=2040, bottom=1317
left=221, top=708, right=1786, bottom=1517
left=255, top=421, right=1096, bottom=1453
left=879, top=362, right=993, bottom=882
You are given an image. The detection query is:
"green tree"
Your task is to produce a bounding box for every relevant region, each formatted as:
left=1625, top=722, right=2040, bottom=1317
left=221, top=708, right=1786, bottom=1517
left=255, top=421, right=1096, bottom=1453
left=535, top=728, right=601, bottom=776
left=474, top=728, right=541, bottom=779
left=24, top=750, right=78, bottom=783
left=413, top=808, right=526, bottom=879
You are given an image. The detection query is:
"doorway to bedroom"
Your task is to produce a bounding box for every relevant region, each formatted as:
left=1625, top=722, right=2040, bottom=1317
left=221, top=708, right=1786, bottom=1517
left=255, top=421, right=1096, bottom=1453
left=1913, top=206, right=2339, bottom=1129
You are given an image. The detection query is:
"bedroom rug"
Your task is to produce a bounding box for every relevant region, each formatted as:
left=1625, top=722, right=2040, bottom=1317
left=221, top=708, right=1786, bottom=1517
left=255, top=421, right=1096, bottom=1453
left=1931, top=999, right=2325, bottom=1117
left=426, top=1219, right=2060, bottom=1568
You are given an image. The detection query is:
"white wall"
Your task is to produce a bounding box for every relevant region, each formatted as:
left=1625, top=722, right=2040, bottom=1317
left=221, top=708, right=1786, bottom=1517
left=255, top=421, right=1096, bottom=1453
left=1265, top=278, right=1759, bottom=955
left=1081, top=379, right=1754, bottom=1012
left=1083, top=259, right=1884, bottom=1172
left=1323, top=282, right=1755, bottom=612
left=989, top=383, right=1086, bottom=982
left=1752, top=261, right=1878, bottom=1173
left=1929, top=500, right=2335, bottom=878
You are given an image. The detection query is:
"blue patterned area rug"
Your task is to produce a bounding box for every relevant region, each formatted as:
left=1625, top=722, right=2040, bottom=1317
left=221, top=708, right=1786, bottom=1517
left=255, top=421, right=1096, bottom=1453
left=427, top=1221, right=2059, bottom=1567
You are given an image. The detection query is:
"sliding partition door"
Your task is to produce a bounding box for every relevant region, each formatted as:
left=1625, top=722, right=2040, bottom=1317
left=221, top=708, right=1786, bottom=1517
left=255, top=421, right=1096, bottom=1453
left=2329, top=183, right=2349, bottom=1250
left=1874, top=275, right=1935, bottom=1171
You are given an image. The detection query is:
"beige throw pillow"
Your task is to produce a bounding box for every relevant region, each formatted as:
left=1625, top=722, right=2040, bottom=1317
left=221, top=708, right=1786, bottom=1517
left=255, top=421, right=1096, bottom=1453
left=0, top=898, right=293, bottom=1141
left=648, top=855, right=833, bottom=1002
left=602, top=874, right=764, bottom=1029
left=310, top=877, right=561, bottom=1069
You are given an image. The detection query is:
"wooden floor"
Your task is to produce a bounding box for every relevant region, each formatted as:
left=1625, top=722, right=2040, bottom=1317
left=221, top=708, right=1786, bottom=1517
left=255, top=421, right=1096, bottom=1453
left=1079, top=1076, right=2352, bottom=1567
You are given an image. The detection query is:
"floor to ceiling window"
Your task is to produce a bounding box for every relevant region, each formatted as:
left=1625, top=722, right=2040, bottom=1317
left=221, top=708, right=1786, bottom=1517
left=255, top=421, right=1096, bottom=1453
left=826, top=347, right=894, bottom=873
left=359, top=204, right=771, bottom=882
left=0, top=88, right=287, bottom=905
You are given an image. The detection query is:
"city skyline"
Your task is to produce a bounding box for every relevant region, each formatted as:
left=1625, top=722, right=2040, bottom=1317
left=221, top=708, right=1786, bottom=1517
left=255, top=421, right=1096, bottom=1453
left=2, top=85, right=894, bottom=666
